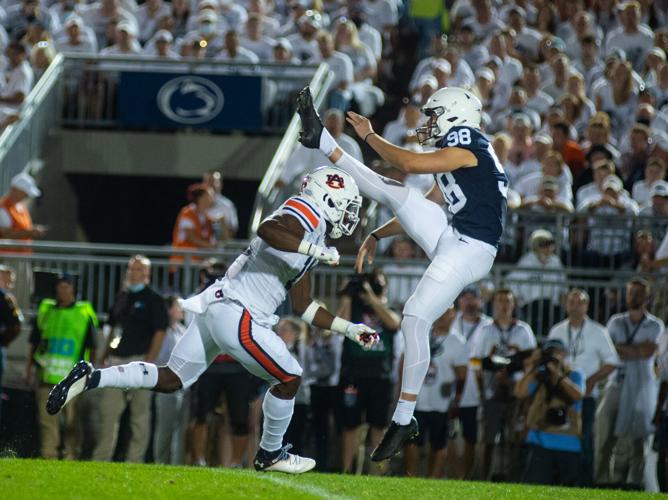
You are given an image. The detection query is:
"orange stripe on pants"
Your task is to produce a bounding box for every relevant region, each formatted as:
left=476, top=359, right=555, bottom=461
left=238, top=310, right=296, bottom=383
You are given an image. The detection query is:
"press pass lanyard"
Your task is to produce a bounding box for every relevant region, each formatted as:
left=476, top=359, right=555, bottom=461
left=567, top=320, right=585, bottom=361
left=460, top=317, right=481, bottom=342
left=624, top=315, right=646, bottom=345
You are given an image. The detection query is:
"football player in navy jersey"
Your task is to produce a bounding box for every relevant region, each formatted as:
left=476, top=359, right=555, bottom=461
left=297, top=86, right=508, bottom=461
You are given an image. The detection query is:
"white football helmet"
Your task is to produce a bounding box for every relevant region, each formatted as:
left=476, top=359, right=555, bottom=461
left=416, top=87, right=482, bottom=146
left=300, top=166, right=362, bottom=239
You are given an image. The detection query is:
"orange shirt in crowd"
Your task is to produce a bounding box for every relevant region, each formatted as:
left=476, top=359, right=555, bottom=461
left=560, top=141, right=587, bottom=179
left=170, top=203, right=214, bottom=264
left=0, top=196, right=33, bottom=253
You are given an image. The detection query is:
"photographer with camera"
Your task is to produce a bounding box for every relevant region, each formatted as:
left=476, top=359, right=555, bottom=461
left=473, top=288, right=536, bottom=481
left=337, top=269, right=401, bottom=474
left=515, top=339, right=585, bottom=486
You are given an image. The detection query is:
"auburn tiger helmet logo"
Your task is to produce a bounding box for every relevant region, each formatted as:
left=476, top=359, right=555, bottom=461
left=325, top=174, right=345, bottom=189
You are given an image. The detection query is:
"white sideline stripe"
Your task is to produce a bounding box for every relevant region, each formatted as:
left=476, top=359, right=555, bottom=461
left=255, top=474, right=353, bottom=500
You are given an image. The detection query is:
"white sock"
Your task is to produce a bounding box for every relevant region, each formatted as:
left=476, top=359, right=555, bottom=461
left=334, top=151, right=410, bottom=211
left=319, top=126, right=338, bottom=157
left=392, top=399, right=417, bottom=426
left=95, top=361, right=159, bottom=390
left=260, top=391, right=294, bottom=453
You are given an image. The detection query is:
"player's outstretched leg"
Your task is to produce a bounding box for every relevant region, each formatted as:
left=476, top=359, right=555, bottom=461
left=297, top=87, right=410, bottom=212
left=46, top=359, right=182, bottom=415
left=253, top=380, right=315, bottom=474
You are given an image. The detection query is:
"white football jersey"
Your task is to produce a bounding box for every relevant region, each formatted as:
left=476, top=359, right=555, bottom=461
left=219, top=195, right=327, bottom=327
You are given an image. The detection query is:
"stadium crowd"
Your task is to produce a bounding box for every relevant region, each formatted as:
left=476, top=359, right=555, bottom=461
left=0, top=0, right=668, bottom=493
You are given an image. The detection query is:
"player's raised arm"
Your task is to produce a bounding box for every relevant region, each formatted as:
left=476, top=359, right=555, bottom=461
left=289, top=272, right=379, bottom=350
left=345, top=112, right=477, bottom=175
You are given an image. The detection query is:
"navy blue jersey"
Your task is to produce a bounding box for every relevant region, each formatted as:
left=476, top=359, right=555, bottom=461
left=434, top=126, right=508, bottom=248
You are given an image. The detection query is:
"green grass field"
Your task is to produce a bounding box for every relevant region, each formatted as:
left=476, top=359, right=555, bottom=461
left=0, top=459, right=655, bottom=499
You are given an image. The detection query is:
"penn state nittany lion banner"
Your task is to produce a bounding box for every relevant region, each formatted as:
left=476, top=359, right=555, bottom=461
left=117, top=72, right=263, bottom=131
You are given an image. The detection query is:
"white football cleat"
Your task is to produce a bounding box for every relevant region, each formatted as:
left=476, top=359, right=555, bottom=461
left=254, top=444, right=316, bottom=474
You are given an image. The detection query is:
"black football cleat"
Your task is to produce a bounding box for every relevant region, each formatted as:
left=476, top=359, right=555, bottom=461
left=370, top=417, right=419, bottom=462
left=296, top=87, right=324, bottom=149
left=46, top=360, right=93, bottom=415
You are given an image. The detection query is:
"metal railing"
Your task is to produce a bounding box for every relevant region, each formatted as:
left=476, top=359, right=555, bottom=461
left=0, top=239, right=665, bottom=335
left=249, top=63, right=334, bottom=234
left=60, top=54, right=321, bottom=132
left=0, top=53, right=64, bottom=194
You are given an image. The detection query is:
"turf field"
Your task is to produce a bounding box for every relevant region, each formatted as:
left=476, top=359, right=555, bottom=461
left=0, top=459, right=654, bottom=499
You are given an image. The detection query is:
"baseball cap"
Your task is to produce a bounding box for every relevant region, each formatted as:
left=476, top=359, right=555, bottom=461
left=198, top=10, right=218, bottom=23
left=273, top=37, right=293, bottom=51
left=606, top=48, right=626, bottom=62
left=602, top=174, right=623, bottom=192
left=154, top=29, right=173, bottom=43
left=549, top=37, right=566, bottom=53
left=432, top=58, right=451, bottom=75
left=512, top=113, right=532, bottom=128
left=651, top=180, right=668, bottom=198
left=530, top=228, right=555, bottom=248
left=64, top=15, right=84, bottom=29
left=11, top=173, right=41, bottom=197
left=649, top=47, right=667, bottom=62
left=534, top=133, right=553, bottom=145
left=475, top=67, right=495, bottom=82
left=418, top=75, right=438, bottom=89
left=117, top=20, right=137, bottom=36
left=541, top=176, right=560, bottom=192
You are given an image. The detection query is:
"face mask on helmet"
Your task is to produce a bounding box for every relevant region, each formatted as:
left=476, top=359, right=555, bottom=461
left=300, top=169, right=362, bottom=239
left=416, top=106, right=445, bottom=146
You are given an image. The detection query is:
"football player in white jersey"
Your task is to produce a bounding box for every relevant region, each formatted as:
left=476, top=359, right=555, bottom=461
left=298, top=86, right=508, bottom=460
left=45, top=167, right=379, bottom=474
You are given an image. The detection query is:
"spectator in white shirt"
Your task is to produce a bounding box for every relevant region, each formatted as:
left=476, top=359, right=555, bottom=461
left=55, top=15, right=97, bottom=53
left=382, top=98, right=423, bottom=147
left=348, top=6, right=381, bottom=62
left=0, top=42, right=33, bottom=113
left=576, top=158, right=617, bottom=208
left=580, top=174, right=640, bottom=268
left=135, top=0, right=169, bottom=43
left=361, top=0, right=397, bottom=34
left=488, top=31, right=523, bottom=103
left=333, top=18, right=383, bottom=116
left=473, top=288, right=536, bottom=481
left=286, top=10, right=320, bottom=63
left=596, top=278, right=664, bottom=487
left=316, top=30, right=353, bottom=112
left=516, top=150, right=573, bottom=204
left=5, top=0, right=58, bottom=37
left=247, top=0, right=280, bottom=38
left=469, top=0, right=503, bottom=41
left=80, top=0, right=136, bottom=48
left=506, top=229, right=568, bottom=335
left=219, top=0, right=247, bottom=32
left=457, top=22, right=488, bottom=72
left=506, top=5, right=542, bottom=61
left=442, top=44, right=474, bottom=88
left=270, top=36, right=300, bottom=64
left=573, top=34, right=605, bottom=92
left=100, top=20, right=141, bottom=54
left=216, top=29, right=259, bottom=62
left=633, top=157, right=668, bottom=208
left=49, top=0, right=84, bottom=27
left=239, top=12, right=275, bottom=61
left=548, top=288, right=619, bottom=486
left=448, top=285, right=492, bottom=479
left=202, top=170, right=238, bottom=239
left=522, top=64, right=554, bottom=117
left=605, top=0, right=654, bottom=72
